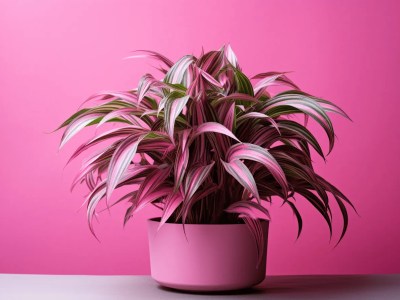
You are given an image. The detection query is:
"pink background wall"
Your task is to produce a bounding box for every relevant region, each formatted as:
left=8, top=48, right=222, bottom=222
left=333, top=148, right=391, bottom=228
left=1, top=0, right=399, bottom=275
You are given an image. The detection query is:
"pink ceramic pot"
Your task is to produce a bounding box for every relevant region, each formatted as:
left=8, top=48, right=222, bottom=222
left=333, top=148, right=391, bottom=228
left=147, top=218, right=269, bottom=291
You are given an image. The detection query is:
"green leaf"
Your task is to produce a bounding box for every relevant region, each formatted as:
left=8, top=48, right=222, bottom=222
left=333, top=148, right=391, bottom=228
left=234, top=69, right=254, bottom=96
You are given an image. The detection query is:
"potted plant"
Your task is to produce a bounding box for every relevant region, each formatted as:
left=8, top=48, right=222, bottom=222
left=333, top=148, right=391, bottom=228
left=57, top=45, right=355, bottom=291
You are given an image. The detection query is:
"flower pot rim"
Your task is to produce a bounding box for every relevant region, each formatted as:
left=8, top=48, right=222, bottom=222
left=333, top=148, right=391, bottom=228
left=148, top=217, right=269, bottom=226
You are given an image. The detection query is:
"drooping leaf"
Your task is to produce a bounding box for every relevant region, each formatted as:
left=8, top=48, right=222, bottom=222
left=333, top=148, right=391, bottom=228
left=296, top=188, right=332, bottom=238
left=193, top=122, right=240, bottom=142
left=97, top=108, right=147, bottom=128
left=81, top=90, right=138, bottom=107
left=226, top=143, right=288, bottom=197
left=277, top=120, right=325, bottom=158
left=221, top=159, right=260, bottom=201
left=285, top=200, right=303, bottom=239
left=56, top=108, right=90, bottom=130
left=67, top=126, right=146, bottom=164
left=106, top=134, right=147, bottom=200
left=225, top=200, right=270, bottom=220
left=263, top=91, right=336, bottom=152
left=125, top=50, right=174, bottom=69
left=159, top=192, right=184, bottom=229
left=225, top=201, right=269, bottom=268
left=133, top=185, right=172, bottom=214
left=252, top=71, right=299, bottom=96
left=135, top=165, right=172, bottom=209
left=60, top=113, right=103, bottom=148
left=333, top=195, right=349, bottom=245
left=236, top=111, right=280, bottom=134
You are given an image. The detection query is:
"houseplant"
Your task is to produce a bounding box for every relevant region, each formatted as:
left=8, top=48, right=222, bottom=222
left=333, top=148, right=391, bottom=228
left=57, top=45, right=355, bottom=291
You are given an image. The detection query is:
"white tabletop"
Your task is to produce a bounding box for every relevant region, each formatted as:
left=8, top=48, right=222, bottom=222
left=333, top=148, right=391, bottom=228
left=0, top=274, right=399, bottom=299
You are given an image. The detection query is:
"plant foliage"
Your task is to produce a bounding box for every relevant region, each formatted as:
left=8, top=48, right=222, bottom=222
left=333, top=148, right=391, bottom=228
left=58, top=45, right=355, bottom=257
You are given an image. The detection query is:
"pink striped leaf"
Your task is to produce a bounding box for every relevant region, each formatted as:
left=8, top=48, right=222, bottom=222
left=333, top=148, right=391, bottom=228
left=124, top=187, right=172, bottom=225
left=63, top=100, right=135, bottom=129
left=164, top=55, right=195, bottom=85
left=99, top=191, right=138, bottom=214
left=236, top=112, right=280, bottom=134
left=135, top=165, right=172, bottom=207
left=86, top=181, right=107, bottom=238
left=181, top=183, right=219, bottom=223
left=193, top=122, right=240, bottom=142
left=137, top=138, right=175, bottom=154
left=125, top=50, right=174, bottom=68
left=81, top=90, right=138, bottom=107
left=123, top=164, right=158, bottom=181
left=56, top=108, right=90, bottom=130
left=137, top=74, right=156, bottom=103
left=277, top=120, right=324, bottom=158
left=87, top=164, right=152, bottom=234
left=133, top=186, right=172, bottom=214
left=226, top=143, right=288, bottom=197
left=72, top=144, right=117, bottom=191
left=252, top=72, right=299, bottom=94
left=158, top=192, right=184, bottom=230
left=137, top=73, right=168, bottom=103
left=174, top=129, right=191, bottom=190
left=221, top=159, right=260, bottom=201
left=187, top=65, right=202, bottom=99
left=252, top=71, right=298, bottom=86
left=243, top=217, right=265, bottom=267
left=184, top=161, right=215, bottom=201
left=264, top=92, right=335, bottom=152
left=223, top=102, right=235, bottom=131
left=225, top=200, right=269, bottom=267
left=200, top=69, right=223, bottom=88
left=157, top=91, right=186, bottom=115
left=60, top=113, right=103, bottom=148
left=253, top=73, right=282, bottom=94
left=67, top=127, right=146, bottom=163
left=212, top=93, right=259, bottom=107
left=84, top=172, right=97, bottom=191
left=97, top=108, right=146, bottom=128
left=224, top=44, right=238, bottom=68
left=197, top=50, right=224, bottom=76
left=316, top=98, right=352, bottom=120
left=164, top=95, right=190, bottom=139
left=106, top=134, right=148, bottom=200
left=225, top=200, right=271, bottom=220
left=157, top=95, right=169, bottom=115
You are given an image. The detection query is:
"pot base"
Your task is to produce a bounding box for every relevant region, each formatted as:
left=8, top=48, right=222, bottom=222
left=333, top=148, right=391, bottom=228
left=155, top=277, right=266, bottom=292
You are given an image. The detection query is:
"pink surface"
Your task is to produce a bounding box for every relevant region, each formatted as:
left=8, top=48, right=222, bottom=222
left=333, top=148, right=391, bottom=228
left=0, top=0, right=399, bottom=275
left=147, top=219, right=268, bottom=291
